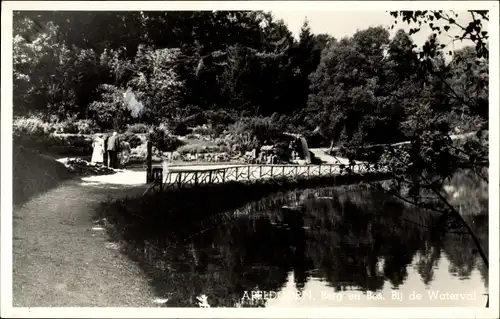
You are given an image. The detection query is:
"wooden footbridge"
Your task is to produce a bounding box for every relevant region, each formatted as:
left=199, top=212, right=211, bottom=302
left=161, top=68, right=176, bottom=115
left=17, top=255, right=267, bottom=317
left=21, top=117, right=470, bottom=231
left=140, top=130, right=476, bottom=196
left=144, top=162, right=385, bottom=195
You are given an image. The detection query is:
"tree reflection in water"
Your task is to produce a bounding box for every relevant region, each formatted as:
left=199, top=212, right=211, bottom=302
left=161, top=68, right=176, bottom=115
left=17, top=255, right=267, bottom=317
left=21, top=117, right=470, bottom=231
left=122, top=186, right=488, bottom=307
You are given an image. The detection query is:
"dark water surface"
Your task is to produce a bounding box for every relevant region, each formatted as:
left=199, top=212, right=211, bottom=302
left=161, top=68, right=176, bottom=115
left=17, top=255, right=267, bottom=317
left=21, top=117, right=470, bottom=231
left=126, top=186, right=489, bottom=307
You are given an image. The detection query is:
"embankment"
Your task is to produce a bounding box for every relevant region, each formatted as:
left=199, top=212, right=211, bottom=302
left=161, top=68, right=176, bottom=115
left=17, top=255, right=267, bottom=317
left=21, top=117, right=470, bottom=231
left=13, top=144, right=72, bottom=206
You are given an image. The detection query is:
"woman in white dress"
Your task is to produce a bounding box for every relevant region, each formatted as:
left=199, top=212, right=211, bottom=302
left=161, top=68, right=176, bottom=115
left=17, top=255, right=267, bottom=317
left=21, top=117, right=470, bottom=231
left=91, top=134, right=105, bottom=165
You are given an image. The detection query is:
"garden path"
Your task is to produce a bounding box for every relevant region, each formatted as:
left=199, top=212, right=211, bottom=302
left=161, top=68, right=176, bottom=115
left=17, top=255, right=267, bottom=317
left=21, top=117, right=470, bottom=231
left=13, top=179, right=160, bottom=307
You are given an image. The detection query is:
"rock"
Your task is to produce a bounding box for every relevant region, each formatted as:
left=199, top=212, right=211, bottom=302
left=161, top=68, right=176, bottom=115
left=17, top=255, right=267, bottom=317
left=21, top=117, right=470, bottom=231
left=171, top=151, right=181, bottom=160
left=153, top=298, right=169, bottom=304
left=104, top=242, right=121, bottom=250
left=57, top=157, right=116, bottom=176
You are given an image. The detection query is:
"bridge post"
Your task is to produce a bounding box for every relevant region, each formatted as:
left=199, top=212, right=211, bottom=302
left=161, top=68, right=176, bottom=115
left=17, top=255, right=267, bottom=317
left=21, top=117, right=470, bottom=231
left=222, top=169, right=226, bottom=182
left=307, top=165, right=310, bottom=177
left=248, top=166, right=251, bottom=180
left=282, top=165, right=285, bottom=176
left=270, top=166, right=273, bottom=177
left=329, top=165, right=333, bottom=175
left=259, top=165, right=262, bottom=178
left=195, top=172, right=198, bottom=186
left=209, top=171, right=213, bottom=184
left=318, top=164, right=322, bottom=175
left=146, top=132, right=153, bottom=184
left=235, top=167, right=239, bottom=181
left=177, top=172, right=182, bottom=188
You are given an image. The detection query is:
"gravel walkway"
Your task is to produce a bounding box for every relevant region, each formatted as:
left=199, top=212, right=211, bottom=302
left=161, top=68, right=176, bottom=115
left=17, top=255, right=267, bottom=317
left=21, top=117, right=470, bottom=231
left=13, top=178, right=160, bottom=307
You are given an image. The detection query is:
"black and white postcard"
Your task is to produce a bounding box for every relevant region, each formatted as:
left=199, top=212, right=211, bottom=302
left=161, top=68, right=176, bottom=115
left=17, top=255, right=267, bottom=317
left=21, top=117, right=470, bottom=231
left=1, top=1, right=499, bottom=318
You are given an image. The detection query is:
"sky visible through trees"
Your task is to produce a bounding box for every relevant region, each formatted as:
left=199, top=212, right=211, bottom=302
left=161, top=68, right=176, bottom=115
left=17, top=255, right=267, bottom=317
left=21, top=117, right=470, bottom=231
left=273, top=10, right=485, bottom=58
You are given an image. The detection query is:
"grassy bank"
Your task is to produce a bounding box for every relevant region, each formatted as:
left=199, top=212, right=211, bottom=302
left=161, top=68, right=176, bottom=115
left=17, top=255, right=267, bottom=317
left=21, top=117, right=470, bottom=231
left=13, top=144, right=72, bottom=206
left=13, top=141, right=118, bottom=206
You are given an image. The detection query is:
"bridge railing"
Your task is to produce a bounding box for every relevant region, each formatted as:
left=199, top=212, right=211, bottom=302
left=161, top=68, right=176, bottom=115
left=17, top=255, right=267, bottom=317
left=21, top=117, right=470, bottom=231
left=162, top=162, right=382, bottom=189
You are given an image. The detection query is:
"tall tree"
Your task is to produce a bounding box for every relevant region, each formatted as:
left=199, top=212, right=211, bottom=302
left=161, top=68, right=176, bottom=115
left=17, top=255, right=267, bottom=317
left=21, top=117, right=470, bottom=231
left=447, top=46, right=488, bottom=123
left=361, top=13, right=491, bottom=305
left=292, top=19, right=318, bottom=110
left=307, top=26, right=392, bottom=145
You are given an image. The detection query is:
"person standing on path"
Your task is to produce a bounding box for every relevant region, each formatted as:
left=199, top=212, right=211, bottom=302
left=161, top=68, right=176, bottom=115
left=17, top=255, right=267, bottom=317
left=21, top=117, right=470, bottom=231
left=107, top=132, right=120, bottom=169
left=119, top=140, right=132, bottom=168
left=103, top=134, right=109, bottom=166
left=90, top=134, right=105, bottom=166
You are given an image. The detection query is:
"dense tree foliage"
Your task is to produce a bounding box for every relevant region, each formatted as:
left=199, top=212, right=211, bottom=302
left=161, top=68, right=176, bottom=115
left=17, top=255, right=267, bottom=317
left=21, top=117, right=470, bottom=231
left=14, top=10, right=487, bottom=142
left=14, top=11, right=320, bottom=125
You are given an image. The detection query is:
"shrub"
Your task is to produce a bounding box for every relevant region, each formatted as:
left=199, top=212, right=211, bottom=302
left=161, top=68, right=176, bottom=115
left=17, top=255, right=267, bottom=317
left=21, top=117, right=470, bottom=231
left=74, top=119, right=98, bottom=134
left=149, top=127, right=185, bottom=152
left=274, top=141, right=291, bottom=162
left=217, top=145, right=231, bottom=154
left=214, top=138, right=227, bottom=147
left=13, top=117, right=96, bottom=156
left=183, top=113, right=207, bottom=127
left=192, top=125, right=214, bottom=137
left=173, top=122, right=190, bottom=136
left=149, top=127, right=166, bottom=147
left=158, top=122, right=170, bottom=133
left=231, top=143, right=241, bottom=153
left=61, top=135, right=93, bottom=155
left=131, top=143, right=148, bottom=158
left=305, top=131, right=328, bottom=148
left=89, top=84, right=128, bottom=129
left=53, top=121, right=76, bottom=134
left=205, top=109, right=235, bottom=125
left=13, top=117, right=62, bottom=153
left=14, top=133, right=92, bottom=158
left=211, top=124, right=227, bottom=138
left=163, top=135, right=185, bottom=152
left=13, top=116, right=54, bottom=136
left=66, top=135, right=92, bottom=147
left=52, top=119, right=98, bottom=134
left=122, top=133, right=143, bottom=148
left=13, top=144, right=71, bottom=205
left=236, top=134, right=259, bottom=152
left=229, top=116, right=282, bottom=144
left=177, top=144, right=206, bottom=155
left=447, top=112, right=486, bottom=134
left=177, top=144, right=231, bottom=155
left=337, top=145, right=385, bottom=162
left=14, top=132, right=60, bottom=152
left=218, top=132, right=258, bottom=153
left=126, top=123, right=150, bottom=134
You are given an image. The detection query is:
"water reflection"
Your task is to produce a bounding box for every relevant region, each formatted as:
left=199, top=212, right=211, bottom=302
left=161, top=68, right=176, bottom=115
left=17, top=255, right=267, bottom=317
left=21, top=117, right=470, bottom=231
left=130, top=186, right=488, bottom=307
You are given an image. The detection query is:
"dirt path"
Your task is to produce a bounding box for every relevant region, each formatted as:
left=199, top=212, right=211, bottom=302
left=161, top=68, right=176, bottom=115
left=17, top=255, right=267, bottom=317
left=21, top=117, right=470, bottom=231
left=13, top=178, right=161, bottom=307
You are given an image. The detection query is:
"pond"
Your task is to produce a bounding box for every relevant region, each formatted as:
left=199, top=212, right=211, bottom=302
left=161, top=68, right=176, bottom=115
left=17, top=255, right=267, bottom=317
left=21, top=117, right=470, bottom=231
left=122, top=186, right=489, bottom=308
